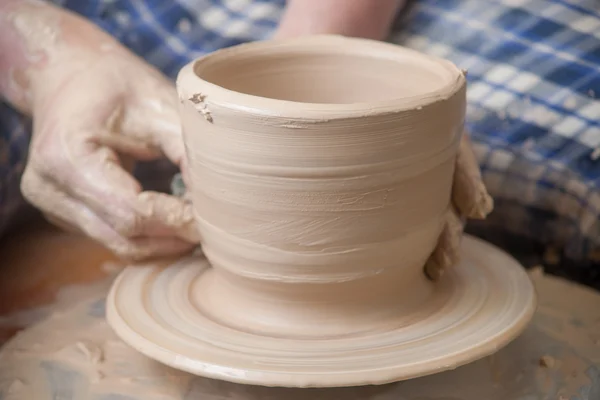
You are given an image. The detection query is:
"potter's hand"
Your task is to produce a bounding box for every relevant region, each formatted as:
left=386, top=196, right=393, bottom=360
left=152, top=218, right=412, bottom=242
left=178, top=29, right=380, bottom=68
left=274, top=0, right=405, bottom=41
left=2, top=1, right=199, bottom=259
left=425, top=134, right=494, bottom=280
left=22, top=58, right=200, bottom=259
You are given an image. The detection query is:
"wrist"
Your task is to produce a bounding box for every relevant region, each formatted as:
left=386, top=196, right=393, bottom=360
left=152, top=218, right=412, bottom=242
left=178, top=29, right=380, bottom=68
left=0, top=0, right=123, bottom=115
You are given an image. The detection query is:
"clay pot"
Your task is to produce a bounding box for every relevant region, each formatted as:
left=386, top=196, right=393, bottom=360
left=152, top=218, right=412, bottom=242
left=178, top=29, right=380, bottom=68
left=176, top=35, right=466, bottom=339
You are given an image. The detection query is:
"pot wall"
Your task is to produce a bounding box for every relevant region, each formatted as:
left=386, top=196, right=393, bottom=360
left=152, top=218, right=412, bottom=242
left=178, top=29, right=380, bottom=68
left=176, top=36, right=466, bottom=336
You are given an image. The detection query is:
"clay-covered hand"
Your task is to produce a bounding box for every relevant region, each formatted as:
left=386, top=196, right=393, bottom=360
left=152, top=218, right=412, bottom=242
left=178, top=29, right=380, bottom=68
left=15, top=7, right=199, bottom=260
left=424, top=133, right=494, bottom=280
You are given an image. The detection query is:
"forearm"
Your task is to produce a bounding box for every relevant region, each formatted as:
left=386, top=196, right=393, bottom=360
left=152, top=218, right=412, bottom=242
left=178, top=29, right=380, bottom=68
left=0, top=0, right=120, bottom=115
left=275, top=0, right=405, bottom=40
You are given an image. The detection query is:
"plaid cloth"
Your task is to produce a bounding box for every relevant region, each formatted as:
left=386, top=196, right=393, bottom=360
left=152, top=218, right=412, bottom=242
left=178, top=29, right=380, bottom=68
left=1, top=0, right=599, bottom=274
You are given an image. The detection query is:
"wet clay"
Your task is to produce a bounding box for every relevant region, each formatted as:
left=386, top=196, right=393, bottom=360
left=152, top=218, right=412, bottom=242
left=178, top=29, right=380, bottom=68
left=173, top=35, right=468, bottom=339
left=0, top=267, right=596, bottom=399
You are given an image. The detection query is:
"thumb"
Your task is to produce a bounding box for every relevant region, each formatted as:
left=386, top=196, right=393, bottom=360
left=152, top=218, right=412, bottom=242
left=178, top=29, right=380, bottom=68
left=125, top=83, right=186, bottom=167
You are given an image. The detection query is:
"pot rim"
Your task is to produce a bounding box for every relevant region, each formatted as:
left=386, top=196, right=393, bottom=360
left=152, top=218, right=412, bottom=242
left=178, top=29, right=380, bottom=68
left=176, top=34, right=466, bottom=120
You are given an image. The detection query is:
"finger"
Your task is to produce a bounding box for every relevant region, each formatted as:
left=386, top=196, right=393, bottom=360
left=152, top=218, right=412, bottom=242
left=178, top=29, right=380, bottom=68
left=135, top=191, right=201, bottom=243
left=65, top=142, right=200, bottom=244
left=22, top=169, right=195, bottom=260
left=119, top=236, right=196, bottom=261
left=424, top=207, right=465, bottom=281
left=48, top=133, right=177, bottom=240
left=79, top=211, right=195, bottom=261
left=452, top=132, right=494, bottom=219
left=77, top=211, right=195, bottom=261
left=125, top=82, right=185, bottom=167
left=21, top=167, right=124, bottom=247
left=62, top=143, right=147, bottom=237
left=92, top=133, right=162, bottom=161
left=153, top=116, right=185, bottom=167
left=44, top=213, right=81, bottom=234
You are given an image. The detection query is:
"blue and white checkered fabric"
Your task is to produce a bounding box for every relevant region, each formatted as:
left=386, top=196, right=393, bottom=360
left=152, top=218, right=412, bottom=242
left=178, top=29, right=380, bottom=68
left=393, top=0, right=600, bottom=263
left=1, top=0, right=598, bottom=267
